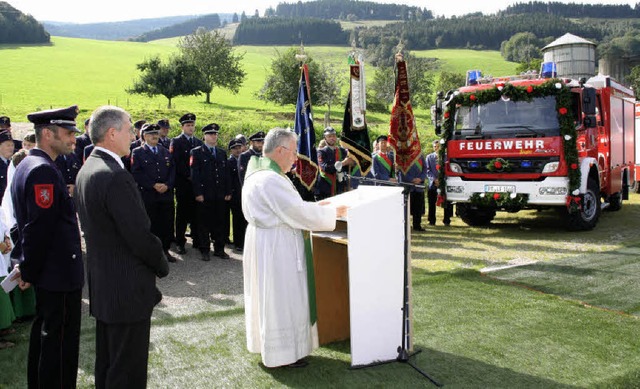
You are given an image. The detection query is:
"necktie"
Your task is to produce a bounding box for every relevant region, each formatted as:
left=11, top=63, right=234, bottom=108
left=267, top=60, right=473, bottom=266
left=189, top=137, right=194, bottom=147
left=151, top=146, right=157, bottom=154
left=210, top=147, right=216, bottom=158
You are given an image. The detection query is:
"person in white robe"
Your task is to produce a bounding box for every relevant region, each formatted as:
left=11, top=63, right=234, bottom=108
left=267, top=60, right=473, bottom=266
left=242, top=128, right=347, bottom=368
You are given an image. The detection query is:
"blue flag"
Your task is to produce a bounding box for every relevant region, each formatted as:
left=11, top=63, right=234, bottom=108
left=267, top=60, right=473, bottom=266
left=293, top=64, right=319, bottom=191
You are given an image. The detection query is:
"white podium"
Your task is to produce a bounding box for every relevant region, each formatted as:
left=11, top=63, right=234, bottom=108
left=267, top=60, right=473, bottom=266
left=311, top=186, right=410, bottom=367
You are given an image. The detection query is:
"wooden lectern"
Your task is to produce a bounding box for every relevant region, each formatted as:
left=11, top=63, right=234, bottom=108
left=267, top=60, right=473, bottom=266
left=311, top=186, right=408, bottom=367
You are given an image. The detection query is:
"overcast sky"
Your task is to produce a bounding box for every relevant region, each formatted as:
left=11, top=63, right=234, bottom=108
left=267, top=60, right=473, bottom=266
left=7, top=0, right=639, bottom=24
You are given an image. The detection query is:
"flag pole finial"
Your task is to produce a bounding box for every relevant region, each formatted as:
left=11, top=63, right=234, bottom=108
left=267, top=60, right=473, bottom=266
left=295, top=40, right=307, bottom=64
left=395, top=40, right=405, bottom=63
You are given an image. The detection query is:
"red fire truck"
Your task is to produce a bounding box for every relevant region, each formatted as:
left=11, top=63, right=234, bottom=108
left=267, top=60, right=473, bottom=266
left=433, top=64, right=636, bottom=230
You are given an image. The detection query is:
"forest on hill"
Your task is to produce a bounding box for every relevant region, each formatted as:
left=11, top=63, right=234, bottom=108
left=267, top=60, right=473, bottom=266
left=0, top=1, right=49, bottom=44
left=131, top=14, right=222, bottom=42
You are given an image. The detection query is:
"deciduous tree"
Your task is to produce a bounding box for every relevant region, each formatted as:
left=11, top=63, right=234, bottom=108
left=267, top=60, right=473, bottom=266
left=127, top=55, right=204, bottom=109
left=178, top=28, right=246, bottom=104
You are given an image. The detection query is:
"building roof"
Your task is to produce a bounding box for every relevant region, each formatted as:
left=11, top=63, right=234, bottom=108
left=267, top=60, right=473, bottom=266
left=542, top=33, right=596, bottom=51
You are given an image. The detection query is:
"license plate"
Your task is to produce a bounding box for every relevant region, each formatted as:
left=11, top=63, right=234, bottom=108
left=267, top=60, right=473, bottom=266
left=484, top=185, right=515, bottom=193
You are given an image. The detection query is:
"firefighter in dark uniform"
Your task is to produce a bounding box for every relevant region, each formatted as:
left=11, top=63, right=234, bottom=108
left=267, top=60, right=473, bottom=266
left=226, top=138, right=246, bottom=252
left=170, top=113, right=203, bottom=254
left=190, top=123, right=231, bottom=261
left=54, top=151, right=81, bottom=197
left=74, top=118, right=92, bottom=164
left=157, top=118, right=172, bottom=150
left=315, top=126, right=353, bottom=201
left=238, top=130, right=265, bottom=185
left=131, top=123, right=177, bottom=262
left=123, top=119, right=146, bottom=172
left=10, top=105, right=84, bottom=389
left=0, top=130, right=14, bottom=200
left=0, top=116, right=23, bottom=153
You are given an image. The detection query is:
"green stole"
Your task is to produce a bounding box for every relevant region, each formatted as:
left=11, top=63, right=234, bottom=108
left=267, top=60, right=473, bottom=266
left=245, top=156, right=318, bottom=325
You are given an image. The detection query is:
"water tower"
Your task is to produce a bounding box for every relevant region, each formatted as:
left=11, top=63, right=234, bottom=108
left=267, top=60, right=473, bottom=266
left=542, top=33, right=596, bottom=80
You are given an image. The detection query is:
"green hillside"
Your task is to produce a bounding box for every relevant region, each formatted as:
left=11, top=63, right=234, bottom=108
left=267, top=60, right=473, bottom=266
left=0, top=36, right=517, bottom=140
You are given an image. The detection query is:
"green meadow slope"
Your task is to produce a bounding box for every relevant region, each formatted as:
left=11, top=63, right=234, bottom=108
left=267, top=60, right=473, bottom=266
left=0, top=36, right=517, bottom=140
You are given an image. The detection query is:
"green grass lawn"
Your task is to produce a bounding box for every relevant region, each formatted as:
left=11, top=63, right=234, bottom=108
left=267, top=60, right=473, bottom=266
left=3, top=194, right=640, bottom=387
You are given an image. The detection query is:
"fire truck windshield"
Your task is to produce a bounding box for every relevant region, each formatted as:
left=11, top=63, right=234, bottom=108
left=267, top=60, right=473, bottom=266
left=453, top=96, right=560, bottom=140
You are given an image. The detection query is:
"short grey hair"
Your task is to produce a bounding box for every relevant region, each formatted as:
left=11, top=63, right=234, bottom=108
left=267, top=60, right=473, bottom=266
left=89, top=106, right=130, bottom=144
left=263, top=127, right=297, bottom=155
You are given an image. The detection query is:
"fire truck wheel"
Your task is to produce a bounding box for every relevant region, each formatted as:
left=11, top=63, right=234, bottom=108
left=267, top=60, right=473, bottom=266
left=566, top=178, right=601, bottom=231
left=606, top=192, right=622, bottom=212
left=456, top=204, right=496, bottom=226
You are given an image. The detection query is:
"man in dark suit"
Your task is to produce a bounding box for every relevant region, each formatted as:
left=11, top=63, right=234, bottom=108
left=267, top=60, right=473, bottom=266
left=131, top=123, right=176, bottom=262
left=238, top=130, right=265, bottom=185
left=226, top=138, right=246, bottom=252
left=190, top=123, right=231, bottom=261
left=10, top=105, right=84, bottom=389
left=170, top=113, right=203, bottom=254
left=74, top=106, right=169, bottom=388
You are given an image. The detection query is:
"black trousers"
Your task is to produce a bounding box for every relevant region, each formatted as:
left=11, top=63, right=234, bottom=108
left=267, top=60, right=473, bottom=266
left=427, top=187, right=453, bottom=225
left=229, top=200, right=247, bottom=249
left=144, top=199, right=175, bottom=252
left=175, top=180, right=198, bottom=247
left=95, top=318, right=151, bottom=389
left=196, top=199, right=227, bottom=253
left=410, top=190, right=426, bottom=228
left=28, top=288, right=82, bottom=389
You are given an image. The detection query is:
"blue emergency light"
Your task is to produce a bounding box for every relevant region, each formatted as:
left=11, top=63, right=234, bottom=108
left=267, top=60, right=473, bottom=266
left=540, top=62, right=557, bottom=78
left=520, top=160, right=533, bottom=168
left=469, top=161, right=481, bottom=169
left=466, top=70, right=482, bottom=86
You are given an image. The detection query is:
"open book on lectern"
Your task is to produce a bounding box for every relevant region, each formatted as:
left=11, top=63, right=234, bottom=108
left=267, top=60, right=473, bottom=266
left=316, top=186, right=408, bottom=367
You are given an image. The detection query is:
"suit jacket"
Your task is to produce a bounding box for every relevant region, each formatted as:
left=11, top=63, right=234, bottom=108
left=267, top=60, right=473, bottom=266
left=190, top=145, right=230, bottom=201
left=75, top=133, right=92, bottom=163
left=238, top=148, right=261, bottom=185
left=54, top=153, right=81, bottom=186
left=12, top=149, right=84, bottom=291
left=228, top=154, right=242, bottom=206
left=426, top=151, right=438, bottom=190
left=74, top=149, right=169, bottom=324
left=170, top=133, right=203, bottom=183
left=131, top=144, right=175, bottom=204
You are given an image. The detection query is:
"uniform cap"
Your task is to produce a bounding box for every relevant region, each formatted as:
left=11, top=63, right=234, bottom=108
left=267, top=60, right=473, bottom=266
left=0, top=116, right=9, bottom=126
left=179, top=113, right=196, bottom=124
left=228, top=138, right=243, bottom=150
left=249, top=131, right=265, bottom=141
left=27, top=105, right=80, bottom=133
left=376, top=134, right=388, bottom=143
left=141, top=123, right=160, bottom=135
left=202, top=123, right=220, bottom=134
left=323, top=126, right=337, bottom=136
left=133, top=120, right=147, bottom=130
left=157, top=119, right=170, bottom=128
left=0, top=130, right=12, bottom=144
left=235, top=134, right=247, bottom=145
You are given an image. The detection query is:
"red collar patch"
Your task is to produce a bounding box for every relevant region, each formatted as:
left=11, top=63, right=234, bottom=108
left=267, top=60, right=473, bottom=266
left=34, top=184, right=54, bottom=209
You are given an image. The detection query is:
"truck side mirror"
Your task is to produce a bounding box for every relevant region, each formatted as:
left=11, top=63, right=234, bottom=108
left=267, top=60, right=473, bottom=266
left=582, top=87, right=597, bottom=115
left=584, top=115, right=597, bottom=128
left=433, top=91, right=444, bottom=135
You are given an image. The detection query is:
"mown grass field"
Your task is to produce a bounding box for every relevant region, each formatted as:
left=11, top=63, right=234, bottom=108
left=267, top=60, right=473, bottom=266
left=2, top=195, right=640, bottom=388
left=0, top=36, right=517, bottom=145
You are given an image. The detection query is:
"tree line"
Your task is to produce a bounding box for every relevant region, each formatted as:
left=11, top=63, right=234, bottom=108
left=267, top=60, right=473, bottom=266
left=274, top=0, right=432, bottom=21
left=0, top=2, right=49, bottom=44
left=502, top=1, right=640, bottom=19
left=131, top=14, right=221, bottom=42
left=233, top=18, right=348, bottom=45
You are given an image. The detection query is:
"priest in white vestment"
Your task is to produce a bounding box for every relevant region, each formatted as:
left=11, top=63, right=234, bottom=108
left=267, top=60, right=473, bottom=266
left=242, top=128, right=347, bottom=368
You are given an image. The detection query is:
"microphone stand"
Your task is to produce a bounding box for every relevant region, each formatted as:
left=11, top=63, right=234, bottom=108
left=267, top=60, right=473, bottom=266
left=349, top=175, right=441, bottom=387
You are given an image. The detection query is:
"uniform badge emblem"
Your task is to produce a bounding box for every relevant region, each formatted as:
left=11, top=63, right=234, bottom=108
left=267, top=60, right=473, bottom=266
left=34, top=184, right=54, bottom=209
